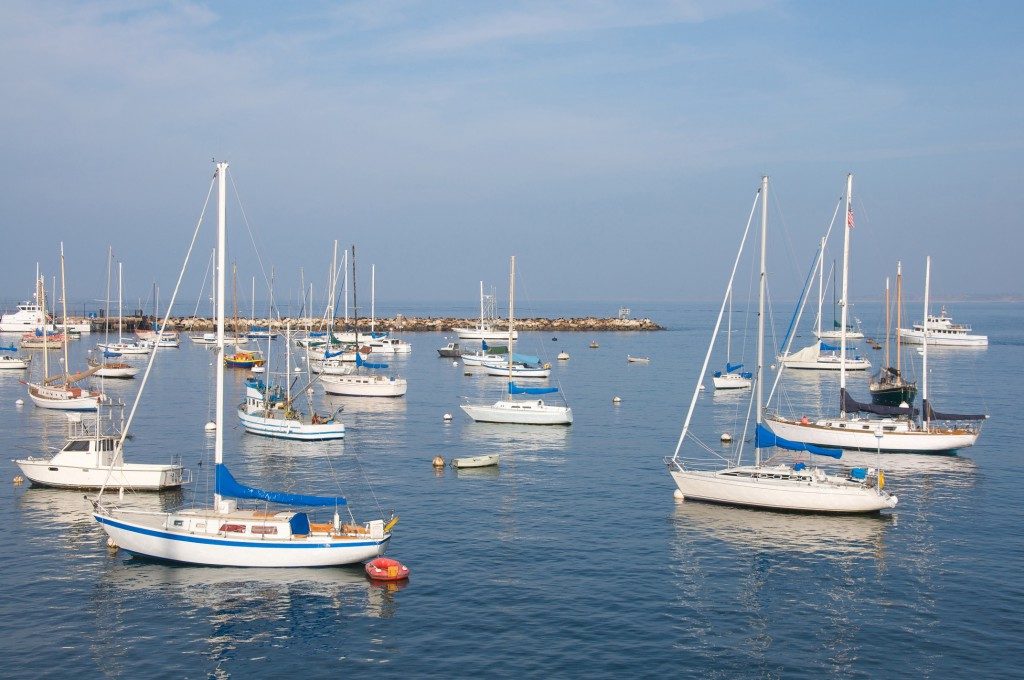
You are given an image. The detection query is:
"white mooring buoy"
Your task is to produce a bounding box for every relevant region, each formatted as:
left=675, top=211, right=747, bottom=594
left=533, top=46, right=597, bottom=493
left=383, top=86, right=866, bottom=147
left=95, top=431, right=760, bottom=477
left=443, top=413, right=453, bottom=422
left=721, top=432, right=733, bottom=443
left=612, top=396, right=622, bottom=404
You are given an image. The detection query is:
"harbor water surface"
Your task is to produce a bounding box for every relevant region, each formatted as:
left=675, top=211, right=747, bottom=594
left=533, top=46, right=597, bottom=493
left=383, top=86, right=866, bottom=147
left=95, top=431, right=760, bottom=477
left=2, top=301, right=1021, bottom=678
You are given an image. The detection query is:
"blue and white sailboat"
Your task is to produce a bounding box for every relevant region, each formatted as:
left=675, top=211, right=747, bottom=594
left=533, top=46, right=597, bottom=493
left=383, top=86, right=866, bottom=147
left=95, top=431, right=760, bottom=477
left=666, top=176, right=897, bottom=513
left=461, top=256, right=571, bottom=425
left=0, top=343, right=31, bottom=369
left=712, top=288, right=751, bottom=390
left=92, top=162, right=394, bottom=567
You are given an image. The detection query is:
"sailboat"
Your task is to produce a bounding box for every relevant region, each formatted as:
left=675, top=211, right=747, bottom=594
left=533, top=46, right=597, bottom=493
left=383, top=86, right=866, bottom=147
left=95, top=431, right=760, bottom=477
left=0, top=343, right=32, bottom=369
left=96, top=262, right=151, bottom=355
left=365, top=265, right=411, bottom=355
left=779, top=233, right=870, bottom=371
left=666, top=176, right=896, bottom=513
left=869, top=262, right=917, bottom=406
left=320, top=246, right=408, bottom=397
left=453, top=281, right=518, bottom=341
left=712, top=288, right=751, bottom=389
left=14, top=407, right=188, bottom=490
left=764, top=176, right=986, bottom=453
left=24, top=246, right=107, bottom=411
left=461, top=256, right=572, bottom=425
left=225, top=264, right=264, bottom=367
left=237, top=324, right=345, bottom=440
left=89, top=248, right=140, bottom=379
left=815, top=256, right=865, bottom=341
left=92, top=161, right=394, bottom=567
left=246, top=275, right=280, bottom=339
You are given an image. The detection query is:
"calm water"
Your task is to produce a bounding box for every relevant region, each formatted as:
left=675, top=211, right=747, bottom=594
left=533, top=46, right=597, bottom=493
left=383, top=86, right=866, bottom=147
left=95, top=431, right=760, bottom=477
left=2, top=301, right=1022, bottom=678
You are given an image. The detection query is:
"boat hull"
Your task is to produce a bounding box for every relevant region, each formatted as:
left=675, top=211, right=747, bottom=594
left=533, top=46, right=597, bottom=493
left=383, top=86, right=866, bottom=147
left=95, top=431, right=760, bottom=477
left=451, top=454, right=500, bottom=468
left=670, top=467, right=896, bottom=513
left=453, top=327, right=517, bottom=341
left=460, top=400, right=572, bottom=425
left=321, top=374, right=408, bottom=397
left=765, top=415, right=978, bottom=453
left=897, top=329, right=988, bottom=346
left=27, top=384, right=104, bottom=411
left=94, top=511, right=388, bottom=567
left=0, top=356, right=31, bottom=369
left=869, top=384, right=917, bottom=407
left=238, top=408, right=345, bottom=440
left=713, top=374, right=751, bottom=389
left=780, top=357, right=871, bottom=370
left=15, top=459, right=186, bottom=490
left=482, top=364, right=551, bottom=378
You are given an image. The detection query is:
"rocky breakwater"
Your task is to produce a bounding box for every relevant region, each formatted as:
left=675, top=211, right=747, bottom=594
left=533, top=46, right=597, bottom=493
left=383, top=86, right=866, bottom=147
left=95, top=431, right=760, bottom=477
left=167, top=316, right=664, bottom=332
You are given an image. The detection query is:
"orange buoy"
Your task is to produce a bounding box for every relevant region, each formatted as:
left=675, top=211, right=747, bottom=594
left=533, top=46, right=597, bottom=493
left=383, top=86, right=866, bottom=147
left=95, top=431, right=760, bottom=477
left=365, top=557, right=410, bottom=582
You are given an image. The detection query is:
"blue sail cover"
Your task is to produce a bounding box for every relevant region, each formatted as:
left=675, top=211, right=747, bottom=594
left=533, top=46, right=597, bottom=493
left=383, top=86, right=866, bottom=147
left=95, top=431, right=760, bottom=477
left=103, top=349, right=122, bottom=358
left=249, top=325, right=269, bottom=332
left=756, top=423, right=843, bottom=459
left=324, top=349, right=343, bottom=358
left=309, top=331, right=326, bottom=337
left=482, top=340, right=489, bottom=350
left=0, top=344, right=16, bottom=352
left=509, top=382, right=559, bottom=395
left=355, top=352, right=388, bottom=369
left=726, top=362, right=744, bottom=373
left=820, top=342, right=841, bottom=351
left=216, top=464, right=347, bottom=507
left=923, top=399, right=987, bottom=421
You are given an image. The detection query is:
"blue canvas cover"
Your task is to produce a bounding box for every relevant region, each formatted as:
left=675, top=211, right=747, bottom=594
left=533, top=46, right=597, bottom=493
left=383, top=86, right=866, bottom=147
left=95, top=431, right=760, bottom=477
left=756, top=423, right=843, bottom=459
left=355, top=352, right=388, bottom=370
left=216, top=464, right=347, bottom=507
left=508, top=382, right=559, bottom=395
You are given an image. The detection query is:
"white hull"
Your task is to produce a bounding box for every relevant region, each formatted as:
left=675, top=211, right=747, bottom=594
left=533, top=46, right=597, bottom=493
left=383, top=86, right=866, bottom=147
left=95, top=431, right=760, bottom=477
left=321, top=374, right=408, bottom=397
left=451, top=454, right=499, bottom=468
left=713, top=374, right=751, bottom=390
left=238, top=407, right=345, bottom=440
left=190, top=334, right=248, bottom=346
left=765, top=415, right=979, bottom=453
left=15, top=459, right=185, bottom=490
left=96, top=341, right=151, bottom=355
left=369, top=338, right=412, bottom=354
left=454, top=326, right=517, bottom=341
left=461, top=352, right=505, bottom=367
left=93, top=365, right=140, bottom=378
left=94, top=509, right=389, bottom=567
left=461, top=400, right=572, bottom=425
left=27, top=384, right=105, bottom=411
left=55, top=322, right=91, bottom=333
left=0, top=355, right=31, bottom=369
left=669, top=465, right=896, bottom=513
left=815, top=330, right=865, bottom=340
left=780, top=356, right=871, bottom=370
left=897, top=328, right=988, bottom=346
left=483, top=363, right=551, bottom=378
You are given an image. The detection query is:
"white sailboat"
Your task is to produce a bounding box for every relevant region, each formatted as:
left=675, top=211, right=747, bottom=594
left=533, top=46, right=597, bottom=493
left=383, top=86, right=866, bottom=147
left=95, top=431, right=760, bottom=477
left=96, top=263, right=151, bottom=355
left=666, top=176, right=897, bottom=513
left=237, top=324, right=345, bottom=440
left=765, top=176, right=986, bottom=453
left=461, top=256, right=572, bottom=425
left=14, top=408, right=188, bottom=490
left=453, top=281, right=518, bottom=341
left=320, top=245, right=408, bottom=398
left=712, top=289, right=751, bottom=389
left=779, top=229, right=870, bottom=371
left=0, top=343, right=32, bottom=369
left=92, top=161, right=394, bottom=567
left=89, top=248, right=140, bottom=379
left=25, top=246, right=107, bottom=411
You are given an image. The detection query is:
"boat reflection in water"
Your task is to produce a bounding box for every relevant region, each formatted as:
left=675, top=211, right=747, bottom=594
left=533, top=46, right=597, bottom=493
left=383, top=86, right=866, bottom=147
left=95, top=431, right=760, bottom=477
left=460, top=422, right=570, bottom=461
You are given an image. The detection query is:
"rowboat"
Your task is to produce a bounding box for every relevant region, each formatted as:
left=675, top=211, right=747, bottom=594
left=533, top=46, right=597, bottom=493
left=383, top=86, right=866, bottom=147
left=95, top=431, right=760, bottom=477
left=450, top=454, right=500, bottom=468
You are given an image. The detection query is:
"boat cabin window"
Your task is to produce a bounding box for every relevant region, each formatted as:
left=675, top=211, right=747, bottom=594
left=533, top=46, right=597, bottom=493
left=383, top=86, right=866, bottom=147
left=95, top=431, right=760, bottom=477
left=219, top=523, right=246, bottom=533
left=251, top=525, right=278, bottom=535
left=172, top=520, right=184, bottom=527
left=64, top=440, right=91, bottom=452
left=883, top=425, right=896, bottom=432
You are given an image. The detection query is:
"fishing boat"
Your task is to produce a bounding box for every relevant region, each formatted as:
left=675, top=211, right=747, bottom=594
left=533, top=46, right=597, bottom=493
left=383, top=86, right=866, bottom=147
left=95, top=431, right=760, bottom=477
left=627, top=355, right=652, bottom=364
left=14, top=409, right=188, bottom=490
left=237, top=326, right=345, bottom=440
left=666, top=176, right=897, bottom=513
left=225, top=349, right=265, bottom=369
left=320, top=245, right=408, bottom=398
left=453, top=281, right=517, bottom=341
left=0, top=344, right=32, bottom=369
left=437, top=341, right=463, bottom=358
left=92, top=161, right=395, bottom=567
left=451, top=454, right=500, bottom=468
left=25, top=246, right=107, bottom=411
left=898, top=305, right=987, bottom=347
left=461, top=257, right=572, bottom=426
left=765, top=178, right=986, bottom=453
left=0, top=268, right=51, bottom=333
left=869, top=262, right=917, bottom=406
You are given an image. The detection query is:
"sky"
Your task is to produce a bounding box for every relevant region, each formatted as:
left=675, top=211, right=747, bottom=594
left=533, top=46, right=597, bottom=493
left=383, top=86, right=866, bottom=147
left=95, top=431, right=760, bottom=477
left=1, top=0, right=1021, bottom=313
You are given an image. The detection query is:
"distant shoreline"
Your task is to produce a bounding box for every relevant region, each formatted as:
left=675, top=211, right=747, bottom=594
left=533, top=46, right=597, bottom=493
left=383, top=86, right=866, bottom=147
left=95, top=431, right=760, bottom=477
left=162, top=315, right=665, bottom=332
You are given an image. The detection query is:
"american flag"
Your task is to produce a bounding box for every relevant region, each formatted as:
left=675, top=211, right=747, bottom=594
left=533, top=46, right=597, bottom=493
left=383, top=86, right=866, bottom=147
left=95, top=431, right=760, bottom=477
left=847, top=206, right=855, bottom=228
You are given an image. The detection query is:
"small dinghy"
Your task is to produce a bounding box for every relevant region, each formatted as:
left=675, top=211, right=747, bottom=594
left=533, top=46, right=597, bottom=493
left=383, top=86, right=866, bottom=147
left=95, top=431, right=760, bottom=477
left=365, top=557, right=410, bottom=582
left=589, top=340, right=599, bottom=349
left=627, top=355, right=651, bottom=363
left=450, top=454, right=500, bottom=469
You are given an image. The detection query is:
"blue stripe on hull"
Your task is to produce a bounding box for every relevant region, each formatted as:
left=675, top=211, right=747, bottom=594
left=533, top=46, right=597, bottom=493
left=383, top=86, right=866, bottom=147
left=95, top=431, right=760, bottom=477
left=95, top=514, right=387, bottom=550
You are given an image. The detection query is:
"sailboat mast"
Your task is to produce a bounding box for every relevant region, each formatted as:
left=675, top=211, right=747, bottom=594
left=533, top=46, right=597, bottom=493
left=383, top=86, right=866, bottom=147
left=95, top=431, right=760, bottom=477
left=351, top=245, right=358, bottom=348
left=922, top=256, right=931, bottom=430
left=479, top=280, right=485, bottom=331
left=214, top=161, right=228, bottom=505
left=232, top=263, right=238, bottom=339
left=329, top=240, right=338, bottom=337
left=817, top=236, right=825, bottom=338
left=251, top=276, right=255, bottom=322
left=40, top=273, right=49, bottom=376
left=104, top=247, right=112, bottom=346
left=508, top=256, right=515, bottom=392
left=884, top=276, right=891, bottom=369
left=839, top=173, right=852, bottom=415
left=342, top=249, right=349, bottom=324
left=285, top=322, right=291, bottom=407
left=726, top=288, right=732, bottom=364
left=896, top=261, right=903, bottom=375
left=755, top=175, right=768, bottom=467
left=371, top=264, right=376, bottom=334
left=59, top=242, right=70, bottom=380
left=118, top=262, right=124, bottom=338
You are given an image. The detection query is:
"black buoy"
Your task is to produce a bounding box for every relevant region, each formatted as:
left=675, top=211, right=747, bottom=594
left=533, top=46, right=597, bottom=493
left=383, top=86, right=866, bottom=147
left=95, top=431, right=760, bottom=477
left=552, top=337, right=557, bottom=341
